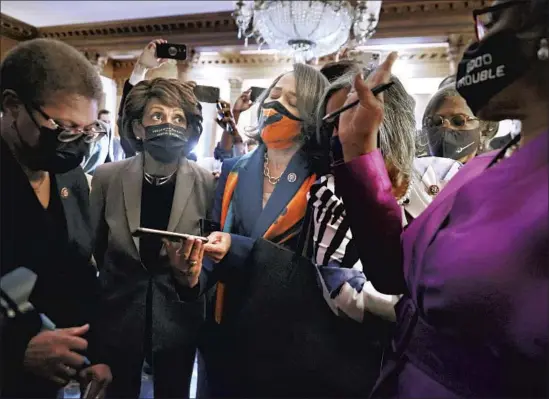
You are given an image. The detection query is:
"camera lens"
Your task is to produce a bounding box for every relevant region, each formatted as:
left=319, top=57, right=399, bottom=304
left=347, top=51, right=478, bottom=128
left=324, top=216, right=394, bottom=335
left=168, top=46, right=178, bottom=56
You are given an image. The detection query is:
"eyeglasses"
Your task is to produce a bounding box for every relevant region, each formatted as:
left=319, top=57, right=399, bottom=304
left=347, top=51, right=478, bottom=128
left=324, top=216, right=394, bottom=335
left=32, top=105, right=107, bottom=143
left=424, top=114, right=480, bottom=130
left=473, top=0, right=528, bottom=40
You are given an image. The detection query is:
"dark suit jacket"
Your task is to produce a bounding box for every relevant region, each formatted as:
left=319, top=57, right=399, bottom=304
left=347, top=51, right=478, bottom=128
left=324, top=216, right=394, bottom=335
left=0, top=139, right=99, bottom=398
left=90, top=154, right=215, bottom=363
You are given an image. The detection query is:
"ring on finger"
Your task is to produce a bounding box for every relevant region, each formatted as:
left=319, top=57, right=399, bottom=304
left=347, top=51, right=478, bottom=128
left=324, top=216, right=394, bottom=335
left=188, top=260, right=198, bottom=267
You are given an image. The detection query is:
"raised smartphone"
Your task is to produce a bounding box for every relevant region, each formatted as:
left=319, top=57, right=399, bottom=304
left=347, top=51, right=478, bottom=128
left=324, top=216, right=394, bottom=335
left=250, top=86, right=267, bottom=102
left=156, top=43, right=187, bottom=61
left=194, top=85, right=221, bottom=103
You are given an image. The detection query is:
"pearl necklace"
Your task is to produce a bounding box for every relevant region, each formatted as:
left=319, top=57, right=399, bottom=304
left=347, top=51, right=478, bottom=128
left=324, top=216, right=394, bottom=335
left=396, top=178, right=413, bottom=206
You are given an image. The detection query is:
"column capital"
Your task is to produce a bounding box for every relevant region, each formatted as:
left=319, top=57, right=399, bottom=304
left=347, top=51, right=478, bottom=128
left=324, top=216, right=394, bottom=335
left=228, top=77, right=243, bottom=89
left=82, top=50, right=109, bottom=75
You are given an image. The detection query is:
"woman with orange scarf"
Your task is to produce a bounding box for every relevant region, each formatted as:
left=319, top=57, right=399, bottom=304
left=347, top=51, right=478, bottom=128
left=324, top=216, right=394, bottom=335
left=198, top=63, right=328, bottom=397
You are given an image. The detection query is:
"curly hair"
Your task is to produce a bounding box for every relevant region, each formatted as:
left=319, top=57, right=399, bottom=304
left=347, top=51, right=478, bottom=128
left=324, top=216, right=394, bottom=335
left=121, top=78, right=203, bottom=151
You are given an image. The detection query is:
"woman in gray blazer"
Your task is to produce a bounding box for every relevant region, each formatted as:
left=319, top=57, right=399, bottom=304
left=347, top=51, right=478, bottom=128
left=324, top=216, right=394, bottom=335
left=90, top=77, right=215, bottom=398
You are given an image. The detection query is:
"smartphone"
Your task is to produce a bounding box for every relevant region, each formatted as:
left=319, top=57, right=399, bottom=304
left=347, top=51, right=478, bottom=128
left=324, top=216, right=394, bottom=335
left=194, top=85, right=221, bottom=104
left=250, top=86, right=267, bottom=102
left=132, top=227, right=209, bottom=243
left=216, top=101, right=234, bottom=134
left=156, top=43, right=187, bottom=61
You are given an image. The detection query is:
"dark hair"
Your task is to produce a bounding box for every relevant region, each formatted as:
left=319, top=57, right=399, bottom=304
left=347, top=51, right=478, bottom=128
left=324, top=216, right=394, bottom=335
left=320, top=60, right=358, bottom=82
left=98, top=109, right=110, bottom=117
left=0, top=38, right=102, bottom=109
left=121, top=78, right=203, bottom=151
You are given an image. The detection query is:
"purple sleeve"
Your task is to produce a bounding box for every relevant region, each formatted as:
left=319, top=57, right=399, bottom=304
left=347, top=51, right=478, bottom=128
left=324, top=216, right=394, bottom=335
left=333, top=150, right=406, bottom=294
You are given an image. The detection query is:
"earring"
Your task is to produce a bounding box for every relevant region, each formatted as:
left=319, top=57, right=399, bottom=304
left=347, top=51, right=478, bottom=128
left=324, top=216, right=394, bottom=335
left=537, top=38, right=549, bottom=61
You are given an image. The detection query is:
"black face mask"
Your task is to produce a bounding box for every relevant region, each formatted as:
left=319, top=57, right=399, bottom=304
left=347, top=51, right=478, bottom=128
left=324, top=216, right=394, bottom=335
left=15, top=121, right=89, bottom=173
left=427, top=127, right=481, bottom=161
left=143, top=123, right=197, bottom=164
left=456, top=30, right=531, bottom=115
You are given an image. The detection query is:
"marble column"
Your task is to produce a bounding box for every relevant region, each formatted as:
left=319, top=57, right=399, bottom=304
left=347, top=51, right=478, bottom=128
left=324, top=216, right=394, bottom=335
left=228, top=78, right=243, bottom=105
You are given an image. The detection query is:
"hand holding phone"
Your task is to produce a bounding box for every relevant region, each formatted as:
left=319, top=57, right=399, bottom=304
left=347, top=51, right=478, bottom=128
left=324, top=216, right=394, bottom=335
left=164, top=238, right=205, bottom=288
left=216, top=100, right=236, bottom=134
left=156, top=43, right=187, bottom=61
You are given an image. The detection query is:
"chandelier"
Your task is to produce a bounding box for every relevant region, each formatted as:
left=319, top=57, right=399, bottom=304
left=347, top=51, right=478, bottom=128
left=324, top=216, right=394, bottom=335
left=232, top=1, right=383, bottom=63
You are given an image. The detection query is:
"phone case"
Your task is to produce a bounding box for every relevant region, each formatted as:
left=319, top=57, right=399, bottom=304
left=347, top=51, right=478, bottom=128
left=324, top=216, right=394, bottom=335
left=194, top=85, right=220, bottom=103
left=156, top=43, right=187, bottom=61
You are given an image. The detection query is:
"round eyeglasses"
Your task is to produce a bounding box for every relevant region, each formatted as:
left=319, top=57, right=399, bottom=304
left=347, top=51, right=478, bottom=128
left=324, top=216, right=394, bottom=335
left=32, top=105, right=108, bottom=143
left=473, top=0, right=527, bottom=41
left=424, top=114, right=480, bottom=130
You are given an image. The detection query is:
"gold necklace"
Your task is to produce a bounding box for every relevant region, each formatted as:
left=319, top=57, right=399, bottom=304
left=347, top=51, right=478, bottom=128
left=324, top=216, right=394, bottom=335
left=263, top=153, right=283, bottom=185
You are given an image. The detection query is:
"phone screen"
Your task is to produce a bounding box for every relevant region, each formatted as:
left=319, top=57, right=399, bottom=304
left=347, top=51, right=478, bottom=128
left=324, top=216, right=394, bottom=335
left=250, top=86, right=267, bottom=102
left=194, top=85, right=220, bottom=104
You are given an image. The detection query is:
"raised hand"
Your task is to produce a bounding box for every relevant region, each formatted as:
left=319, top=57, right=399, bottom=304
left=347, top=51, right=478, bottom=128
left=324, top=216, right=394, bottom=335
left=337, top=52, right=398, bottom=162
left=233, top=89, right=253, bottom=115
left=137, top=39, right=170, bottom=69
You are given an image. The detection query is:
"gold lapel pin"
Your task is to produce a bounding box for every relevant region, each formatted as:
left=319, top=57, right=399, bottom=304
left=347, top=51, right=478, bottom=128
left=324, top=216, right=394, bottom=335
left=428, top=185, right=440, bottom=196
left=60, top=187, right=70, bottom=198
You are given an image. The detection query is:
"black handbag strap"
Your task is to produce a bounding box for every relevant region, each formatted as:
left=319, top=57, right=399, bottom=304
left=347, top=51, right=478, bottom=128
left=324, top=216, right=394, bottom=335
left=293, top=195, right=316, bottom=262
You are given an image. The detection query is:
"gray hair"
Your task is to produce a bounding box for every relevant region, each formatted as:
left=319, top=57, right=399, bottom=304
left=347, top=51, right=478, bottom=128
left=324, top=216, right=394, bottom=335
left=419, top=85, right=499, bottom=154
left=251, top=63, right=329, bottom=143
left=317, top=67, right=416, bottom=180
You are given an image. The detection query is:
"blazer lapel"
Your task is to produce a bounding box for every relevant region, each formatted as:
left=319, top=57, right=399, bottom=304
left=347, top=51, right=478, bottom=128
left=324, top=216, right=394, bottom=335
left=121, top=154, right=144, bottom=255
left=233, top=147, right=264, bottom=235
left=55, top=173, right=92, bottom=256
left=167, top=158, right=195, bottom=232
left=251, top=149, right=309, bottom=239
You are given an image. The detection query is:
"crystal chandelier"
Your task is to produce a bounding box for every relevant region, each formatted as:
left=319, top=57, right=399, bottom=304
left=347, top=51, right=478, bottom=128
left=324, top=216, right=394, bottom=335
left=232, top=1, right=382, bottom=63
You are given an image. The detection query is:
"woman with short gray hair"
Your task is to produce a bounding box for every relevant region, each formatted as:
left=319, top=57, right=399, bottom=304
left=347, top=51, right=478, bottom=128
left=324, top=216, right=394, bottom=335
left=198, top=63, right=329, bottom=397
left=420, top=84, right=499, bottom=162
left=309, top=65, right=462, bottom=328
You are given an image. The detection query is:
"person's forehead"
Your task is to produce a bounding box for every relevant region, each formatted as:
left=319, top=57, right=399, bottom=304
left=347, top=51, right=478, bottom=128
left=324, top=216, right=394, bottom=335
left=43, top=94, right=98, bottom=127
left=275, top=72, right=296, bottom=91
left=326, top=87, right=351, bottom=114
left=145, top=99, right=184, bottom=112
left=435, top=96, right=472, bottom=116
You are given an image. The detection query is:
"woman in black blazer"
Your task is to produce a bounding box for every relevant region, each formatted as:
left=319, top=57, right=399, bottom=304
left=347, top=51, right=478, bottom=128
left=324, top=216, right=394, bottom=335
left=0, top=39, right=111, bottom=398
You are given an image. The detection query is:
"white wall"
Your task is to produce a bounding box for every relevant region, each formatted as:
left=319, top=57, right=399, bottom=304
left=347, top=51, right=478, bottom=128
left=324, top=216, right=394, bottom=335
left=100, top=76, right=117, bottom=118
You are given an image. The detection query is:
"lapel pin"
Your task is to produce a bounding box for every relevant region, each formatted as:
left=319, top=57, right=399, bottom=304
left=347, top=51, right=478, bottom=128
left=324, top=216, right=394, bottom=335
left=60, top=187, right=70, bottom=199
left=428, top=185, right=440, bottom=196
left=287, top=173, right=297, bottom=183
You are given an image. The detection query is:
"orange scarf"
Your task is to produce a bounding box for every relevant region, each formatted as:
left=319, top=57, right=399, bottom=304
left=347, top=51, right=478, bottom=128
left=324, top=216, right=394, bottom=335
left=215, top=159, right=316, bottom=323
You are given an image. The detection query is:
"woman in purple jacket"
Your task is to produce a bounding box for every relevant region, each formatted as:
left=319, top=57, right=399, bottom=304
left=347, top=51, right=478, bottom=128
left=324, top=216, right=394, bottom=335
left=332, top=0, right=548, bottom=397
